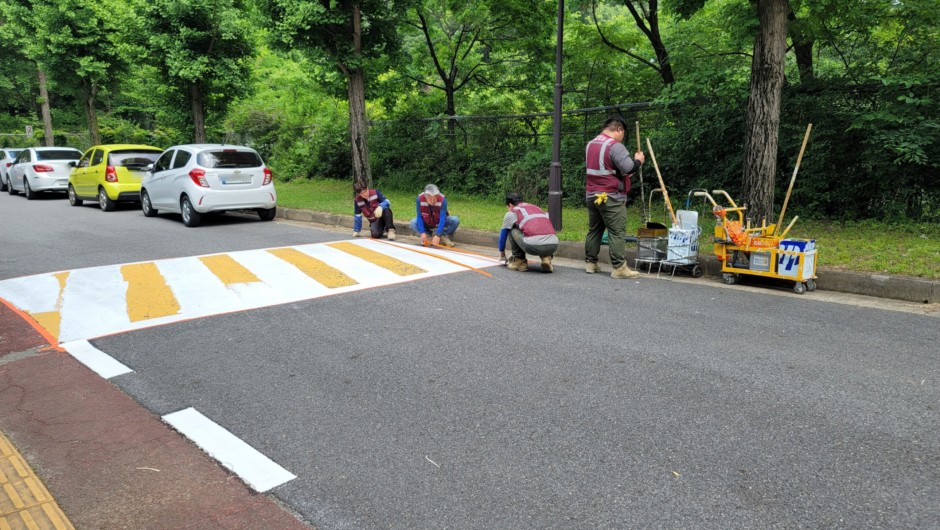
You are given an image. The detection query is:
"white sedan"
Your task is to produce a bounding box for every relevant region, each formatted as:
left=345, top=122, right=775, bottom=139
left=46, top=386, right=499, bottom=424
left=8, top=147, right=83, bottom=199
left=0, top=148, right=24, bottom=192
left=140, top=144, right=277, bottom=227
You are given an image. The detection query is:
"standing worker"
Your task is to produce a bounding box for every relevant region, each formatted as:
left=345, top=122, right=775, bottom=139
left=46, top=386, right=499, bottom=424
left=498, top=192, right=559, bottom=272
left=353, top=182, right=396, bottom=240
left=584, top=116, right=645, bottom=278
left=410, top=184, right=459, bottom=247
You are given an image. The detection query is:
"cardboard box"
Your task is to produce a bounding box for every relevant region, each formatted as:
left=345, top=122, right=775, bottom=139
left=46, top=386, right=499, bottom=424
left=778, top=239, right=817, bottom=278
left=667, top=226, right=700, bottom=263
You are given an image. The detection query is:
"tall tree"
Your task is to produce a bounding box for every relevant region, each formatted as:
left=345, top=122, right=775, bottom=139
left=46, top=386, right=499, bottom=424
left=0, top=0, right=55, bottom=145
left=403, top=0, right=551, bottom=132
left=147, top=0, right=255, bottom=143
left=590, top=0, right=675, bottom=86
left=741, top=0, right=788, bottom=224
left=265, top=0, right=415, bottom=187
left=30, top=0, right=136, bottom=145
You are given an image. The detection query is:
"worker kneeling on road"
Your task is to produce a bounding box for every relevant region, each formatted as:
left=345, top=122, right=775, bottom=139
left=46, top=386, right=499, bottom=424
left=353, top=182, right=396, bottom=240
left=410, top=184, right=459, bottom=247
left=498, top=192, right=559, bottom=273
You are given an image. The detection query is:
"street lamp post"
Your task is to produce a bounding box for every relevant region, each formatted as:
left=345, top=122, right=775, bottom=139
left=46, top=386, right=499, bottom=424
left=549, top=0, right=564, bottom=231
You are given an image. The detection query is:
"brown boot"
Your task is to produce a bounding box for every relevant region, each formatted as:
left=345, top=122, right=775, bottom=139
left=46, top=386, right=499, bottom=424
left=610, top=263, right=640, bottom=279
left=540, top=255, right=553, bottom=273
left=440, top=234, right=456, bottom=247
left=507, top=257, right=528, bottom=271
left=585, top=262, right=601, bottom=274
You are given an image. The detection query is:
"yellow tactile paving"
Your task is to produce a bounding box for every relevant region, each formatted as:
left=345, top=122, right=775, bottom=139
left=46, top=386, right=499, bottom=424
left=0, top=432, right=74, bottom=530
left=199, top=255, right=260, bottom=285
left=328, top=242, right=427, bottom=276
left=267, top=248, right=358, bottom=288
left=121, top=262, right=181, bottom=322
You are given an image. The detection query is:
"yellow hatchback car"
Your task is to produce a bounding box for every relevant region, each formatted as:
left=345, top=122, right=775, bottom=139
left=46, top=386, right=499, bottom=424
left=68, top=144, right=163, bottom=211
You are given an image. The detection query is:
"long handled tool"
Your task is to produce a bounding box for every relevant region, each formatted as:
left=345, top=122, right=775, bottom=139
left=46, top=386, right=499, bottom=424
left=635, top=121, right=649, bottom=223
left=646, top=138, right=678, bottom=226
left=774, top=123, right=813, bottom=237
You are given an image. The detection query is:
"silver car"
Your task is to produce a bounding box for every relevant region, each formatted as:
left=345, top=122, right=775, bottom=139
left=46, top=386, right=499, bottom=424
left=140, top=144, right=277, bottom=227
left=8, top=147, right=83, bottom=199
left=0, top=148, right=24, bottom=192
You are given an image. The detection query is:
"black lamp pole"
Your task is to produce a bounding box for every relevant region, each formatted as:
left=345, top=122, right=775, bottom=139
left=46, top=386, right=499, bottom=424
left=549, top=0, right=564, bottom=231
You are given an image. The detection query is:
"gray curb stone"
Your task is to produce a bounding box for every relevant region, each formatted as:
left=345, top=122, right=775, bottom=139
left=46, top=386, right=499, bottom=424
left=277, top=207, right=939, bottom=304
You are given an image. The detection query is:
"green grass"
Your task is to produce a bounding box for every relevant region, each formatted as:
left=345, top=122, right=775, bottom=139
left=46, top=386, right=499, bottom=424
left=275, top=179, right=940, bottom=279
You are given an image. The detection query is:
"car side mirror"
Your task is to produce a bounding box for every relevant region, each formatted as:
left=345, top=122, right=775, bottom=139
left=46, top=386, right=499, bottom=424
left=69, top=161, right=77, bottom=167
left=144, top=163, right=154, bottom=172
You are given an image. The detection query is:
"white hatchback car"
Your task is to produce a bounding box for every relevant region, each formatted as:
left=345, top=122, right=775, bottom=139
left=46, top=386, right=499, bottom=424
left=0, top=148, right=24, bottom=192
left=7, top=147, right=83, bottom=199
left=140, top=144, right=277, bottom=227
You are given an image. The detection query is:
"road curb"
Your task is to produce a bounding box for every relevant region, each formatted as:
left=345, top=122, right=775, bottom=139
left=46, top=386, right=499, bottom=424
left=277, top=207, right=939, bottom=304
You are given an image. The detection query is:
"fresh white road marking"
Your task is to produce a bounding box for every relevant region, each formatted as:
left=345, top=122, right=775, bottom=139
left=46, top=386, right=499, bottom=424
left=61, top=339, right=133, bottom=379
left=162, top=407, right=296, bottom=492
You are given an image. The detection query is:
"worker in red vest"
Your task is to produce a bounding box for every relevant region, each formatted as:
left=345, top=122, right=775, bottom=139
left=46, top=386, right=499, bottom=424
left=584, top=116, right=645, bottom=279
left=498, top=192, right=559, bottom=272
left=410, top=184, right=460, bottom=247
left=353, top=182, right=396, bottom=240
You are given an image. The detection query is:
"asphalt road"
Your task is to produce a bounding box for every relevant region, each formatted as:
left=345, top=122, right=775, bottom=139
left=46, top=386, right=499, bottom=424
left=2, top=191, right=938, bottom=528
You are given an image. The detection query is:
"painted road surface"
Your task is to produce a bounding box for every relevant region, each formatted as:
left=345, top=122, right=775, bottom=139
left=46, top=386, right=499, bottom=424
left=0, top=239, right=498, bottom=344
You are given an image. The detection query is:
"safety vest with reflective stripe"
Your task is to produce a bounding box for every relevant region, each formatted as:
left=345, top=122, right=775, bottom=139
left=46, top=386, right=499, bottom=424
left=356, top=190, right=380, bottom=221
left=513, top=202, right=555, bottom=238
left=419, top=193, right=446, bottom=228
left=585, top=133, right=629, bottom=195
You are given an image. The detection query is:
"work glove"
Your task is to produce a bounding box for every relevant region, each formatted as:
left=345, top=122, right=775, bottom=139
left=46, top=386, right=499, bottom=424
left=374, top=206, right=384, bottom=218
left=432, top=235, right=441, bottom=246
left=352, top=231, right=360, bottom=237
left=499, top=253, right=507, bottom=265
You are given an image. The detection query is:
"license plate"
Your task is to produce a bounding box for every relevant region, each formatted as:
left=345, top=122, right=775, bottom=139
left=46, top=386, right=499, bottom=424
left=222, top=177, right=252, bottom=185
left=56, top=179, right=67, bottom=185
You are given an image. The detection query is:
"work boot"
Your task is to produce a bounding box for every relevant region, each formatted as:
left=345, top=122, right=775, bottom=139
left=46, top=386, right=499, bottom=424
left=440, top=234, right=456, bottom=247
left=387, top=228, right=396, bottom=241
left=540, top=255, right=553, bottom=273
left=507, top=257, right=528, bottom=271
left=585, top=262, right=601, bottom=274
left=610, top=263, right=640, bottom=279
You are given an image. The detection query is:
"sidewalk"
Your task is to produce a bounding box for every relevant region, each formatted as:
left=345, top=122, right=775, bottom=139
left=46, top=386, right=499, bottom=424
left=277, top=207, right=940, bottom=304
left=0, top=302, right=311, bottom=530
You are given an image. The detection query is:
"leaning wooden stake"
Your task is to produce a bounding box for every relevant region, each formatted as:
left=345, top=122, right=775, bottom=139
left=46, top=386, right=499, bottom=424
left=774, top=123, right=813, bottom=236
left=646, top=138, right=678, bottom=226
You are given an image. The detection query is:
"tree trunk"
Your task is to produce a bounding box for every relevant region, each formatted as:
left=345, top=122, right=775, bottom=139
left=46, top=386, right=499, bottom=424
left=37, top=67, right=54, bottom=146
left=346, top=2, right=371, bottom=188
left=645, top=8, right=675, bottom=85
left=793, top=39, right=814, bottom=84
left=445, top=84, right=456, bottom=137
left=190, top=83, right=206, bottom=143
left=741, top=0, right=788, bottom=225
left=82, top=79, right=100, bottom=146
left=347, top=66, right=371, bottom=188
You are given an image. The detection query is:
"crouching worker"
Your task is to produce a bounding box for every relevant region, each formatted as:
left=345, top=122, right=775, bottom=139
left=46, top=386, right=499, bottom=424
left=353, top=182, right=396, bottom=240
left=498, top=192, right=559, bottom=272
left=410, top=184, right=459, bottom=247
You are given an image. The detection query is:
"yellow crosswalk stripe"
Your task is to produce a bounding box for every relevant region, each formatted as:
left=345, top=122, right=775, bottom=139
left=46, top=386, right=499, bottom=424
left=267, top=248, right=358, bottom=288
left=328, top=242, right=427, bottom=276
left=199, top=255, right=260, bottom=285
left=121, top=263, right=181, bottom=322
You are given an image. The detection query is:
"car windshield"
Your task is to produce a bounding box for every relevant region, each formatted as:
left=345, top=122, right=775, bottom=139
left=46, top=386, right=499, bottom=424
left=197, top=150, right=262, bottom=169
left=109, top=150, right=161, bottom=168
left=6, top=150, right=22, bottom=159
left=36, top=149, right=82, bottom=161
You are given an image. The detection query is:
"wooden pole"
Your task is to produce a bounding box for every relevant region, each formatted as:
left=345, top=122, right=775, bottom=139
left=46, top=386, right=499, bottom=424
left=646, top=138, right=678, bottom=225
left=774, top=123, right=813, bottom=236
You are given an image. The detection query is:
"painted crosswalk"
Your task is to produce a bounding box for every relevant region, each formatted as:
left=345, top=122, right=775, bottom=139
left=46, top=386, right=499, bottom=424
left=0, top=239, right=498, bottom=344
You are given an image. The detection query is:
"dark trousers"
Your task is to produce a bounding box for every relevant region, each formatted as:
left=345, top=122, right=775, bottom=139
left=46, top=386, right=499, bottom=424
left=369, top=208, right=396, bottom=238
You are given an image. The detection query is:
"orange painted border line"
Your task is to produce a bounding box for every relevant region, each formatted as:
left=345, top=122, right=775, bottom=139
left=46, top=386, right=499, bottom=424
left=373, top=240, right=494, bottom=278
left=0, top=297, right=63, bottom=351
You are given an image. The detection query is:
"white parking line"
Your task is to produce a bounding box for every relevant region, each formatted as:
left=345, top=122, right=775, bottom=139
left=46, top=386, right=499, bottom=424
left=61, top=339, right=134, bottom=379
left=162, top=407, right=296, bottom=492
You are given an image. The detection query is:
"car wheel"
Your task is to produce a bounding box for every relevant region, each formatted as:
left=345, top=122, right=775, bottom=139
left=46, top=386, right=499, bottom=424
left=0, top=176, right=6, bottom=192
left=68, top=184, right=83, bottom=206
left=257, top=207, right=277, bottom=221
left=141, top=190, right=157, bottom=217
left=98, top=187, right=116, bottom=211
left=181, top=196, right=201, bottom=227
left=23, top=178, right=34, bottom=200
left=7, top=178, right=17, bottom=195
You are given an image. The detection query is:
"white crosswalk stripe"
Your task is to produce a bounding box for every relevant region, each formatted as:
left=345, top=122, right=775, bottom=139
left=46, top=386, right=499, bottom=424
left=0, top=239, right=498, bottom=343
